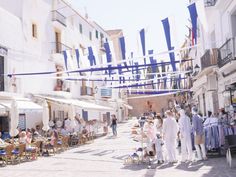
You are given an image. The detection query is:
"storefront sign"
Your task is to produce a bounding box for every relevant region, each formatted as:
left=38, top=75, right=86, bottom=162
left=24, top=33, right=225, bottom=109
left=0, top=46, right=8, bottom=56
left=225, top=84, right=236, bottom=91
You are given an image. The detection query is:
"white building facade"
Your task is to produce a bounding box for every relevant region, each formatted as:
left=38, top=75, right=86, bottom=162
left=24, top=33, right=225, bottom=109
left=0, top=0, right=127, bottom=131
left=189, top=0, right=236, bottom=115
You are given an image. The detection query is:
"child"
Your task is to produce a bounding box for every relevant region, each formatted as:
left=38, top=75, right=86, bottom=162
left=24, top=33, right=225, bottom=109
left=155, top=133, right=164, bottom=164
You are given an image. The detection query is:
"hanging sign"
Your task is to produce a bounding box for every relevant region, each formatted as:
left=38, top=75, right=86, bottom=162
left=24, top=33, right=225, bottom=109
left=0, top=46, right=8, bottom=56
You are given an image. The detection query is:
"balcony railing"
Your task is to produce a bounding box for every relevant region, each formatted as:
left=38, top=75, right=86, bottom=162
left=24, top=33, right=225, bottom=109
left=101, top=88, right=112, bottom=98
left=52, top=10, right=66, bottom=27
left=218, top=38, right=236, bottom=68
left=201, top=48, right=218, bottom=70
left=204, top=0, right=217, bottom=7
left=81, top=86, right=93, bottom=96
left=51, top=42, right=72, bottom=54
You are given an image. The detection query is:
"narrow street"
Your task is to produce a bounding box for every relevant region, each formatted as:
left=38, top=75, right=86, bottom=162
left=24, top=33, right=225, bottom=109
left=1, top=120, right=236, bottom=177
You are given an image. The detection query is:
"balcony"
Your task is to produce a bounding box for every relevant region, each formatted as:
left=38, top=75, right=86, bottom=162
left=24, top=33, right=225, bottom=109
left=201, top=48, right=218, bottom=70
left=81, top=86, right=93, bottom=96
left=51, top=42, right=72, bottom=54
left=204, top=0, right=217, bottom=7
left=101, top=88, right=112, bottom=98
left=52, top=10, right=66, bottom=27
left=218, top=38, right=236, bottom=68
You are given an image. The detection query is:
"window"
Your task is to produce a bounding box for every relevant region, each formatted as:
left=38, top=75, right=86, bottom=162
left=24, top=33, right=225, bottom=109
left=32, top=23, right=37, bottom=38
left=95, top=30, right=99, bottom=39
left=89, top=31, right=92, bottom=40
left=82, top=110, right=88, bottom=121
left=79, top=24, right=83, bottom=34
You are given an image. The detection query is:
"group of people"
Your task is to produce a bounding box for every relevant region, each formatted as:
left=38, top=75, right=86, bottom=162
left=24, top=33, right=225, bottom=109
left=140, top=106, right=207, bottom=164
left=48, top=114, right=96, bottom=138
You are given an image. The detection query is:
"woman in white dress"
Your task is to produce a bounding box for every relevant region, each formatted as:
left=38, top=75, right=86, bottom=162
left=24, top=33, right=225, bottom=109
left=154, top=114, right=163, bottom=135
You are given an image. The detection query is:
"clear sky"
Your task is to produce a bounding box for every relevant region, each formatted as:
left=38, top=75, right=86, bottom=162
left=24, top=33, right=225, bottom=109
left=72, top=0, right=190, bottom=59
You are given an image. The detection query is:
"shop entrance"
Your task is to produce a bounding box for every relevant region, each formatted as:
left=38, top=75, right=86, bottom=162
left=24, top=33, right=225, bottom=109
left=225, top=83, right=236, bottom=112
left=0, top=116, right=9, bottom=132
left=0, top=56, right=4, bottom=91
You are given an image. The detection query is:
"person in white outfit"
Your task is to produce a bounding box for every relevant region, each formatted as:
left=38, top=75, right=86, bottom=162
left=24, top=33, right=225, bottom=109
left=155, top=133, right=164, bottom=164
left=192, top=107, right=207, bottom=161
left=154, top=114, right=163, bottom=135
left=178, top=109, right=193, bottom=162
left=162, top=110, right=179, bottom=163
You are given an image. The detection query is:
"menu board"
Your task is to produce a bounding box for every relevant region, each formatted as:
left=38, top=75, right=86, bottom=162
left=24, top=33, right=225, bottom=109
left=18, top=114, right=26, bottom=130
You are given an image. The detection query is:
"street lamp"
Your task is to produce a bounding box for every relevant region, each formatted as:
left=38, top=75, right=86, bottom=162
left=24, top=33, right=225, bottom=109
left=185, top=66, right=193, bottom=77
left=194, top=64, right=200, bottom=73
left=191, top=64, right=200, bottom=77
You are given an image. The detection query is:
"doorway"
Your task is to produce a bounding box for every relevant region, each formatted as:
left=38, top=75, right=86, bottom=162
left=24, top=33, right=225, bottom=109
left=0, top=116, right=8, bottom=132
left=0, top=56, right=4, bottom=91
left=55, top=31, right=61, bottom=53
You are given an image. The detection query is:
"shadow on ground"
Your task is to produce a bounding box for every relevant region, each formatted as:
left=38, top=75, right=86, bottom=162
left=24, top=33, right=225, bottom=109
left=73, top=149, right=96, bottom=154
left=174, top=161, right=204, bottom=171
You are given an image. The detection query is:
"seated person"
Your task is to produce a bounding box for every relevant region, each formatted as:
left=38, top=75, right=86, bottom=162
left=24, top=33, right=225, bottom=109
left=44, top=130, right=58, bottom=153
left=26, top=132, right=33, bottom=148
left=19, top=131, right=27, bottom=144
left=81, top=127, right=89, bottom=139
left=60, top=127, right=69, bottom=136
left=144, top=142, right=155, bottom=157
left=35, top=125, right=43, bottom=136
left=0, top=132, right=5, bottom=145
left=50, top=130, right=58, bottom=146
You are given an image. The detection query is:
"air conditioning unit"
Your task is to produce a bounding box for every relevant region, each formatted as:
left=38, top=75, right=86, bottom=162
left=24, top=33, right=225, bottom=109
left=207, top=75, right=217, bottom=91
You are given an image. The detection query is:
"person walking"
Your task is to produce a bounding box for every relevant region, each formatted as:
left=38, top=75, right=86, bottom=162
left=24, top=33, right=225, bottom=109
left=111, top=114, right=117, bottom=136
left=155, top=133, right=164, bottom=164
left=178, top=109, right=193, bottom=162
left=162, top=110, right=179, bottom=163
left=192, top=107, right=207, bottom=161
left=154, top=113, right=163, bottom=135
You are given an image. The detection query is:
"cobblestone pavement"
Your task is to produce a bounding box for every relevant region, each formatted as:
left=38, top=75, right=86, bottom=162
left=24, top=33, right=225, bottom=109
left=1, top=120, right=236, bottom=177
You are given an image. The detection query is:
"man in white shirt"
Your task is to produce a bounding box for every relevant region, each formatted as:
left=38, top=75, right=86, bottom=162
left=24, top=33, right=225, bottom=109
left=178, top=109, right=193, bottom=162
left=162, top=110, right=179, bottom=163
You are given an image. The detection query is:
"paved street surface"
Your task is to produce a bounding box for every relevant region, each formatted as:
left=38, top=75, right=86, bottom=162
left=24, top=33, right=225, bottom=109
left=1, top=120, right=236, bottom=177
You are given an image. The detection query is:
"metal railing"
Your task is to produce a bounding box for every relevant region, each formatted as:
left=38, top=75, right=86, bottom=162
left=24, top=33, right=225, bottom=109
left=81, top=86, right=93, bottom=96
left=218, top=38, right=236, bottom=68
left=201, top=48, right=218, bottom=70
left=204, top=0, right=217, bottom=7
left=51, top=42, right=72, bottom=54
left=52, top=10, right=66, bottom=27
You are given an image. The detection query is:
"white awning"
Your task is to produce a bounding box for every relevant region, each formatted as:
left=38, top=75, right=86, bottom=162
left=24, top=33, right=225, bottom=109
left=0, top=104, right=6, bottom=115
left=36, top=96, right=113, bottom=111
left=123, top=103, right=133, bottom=110
left=0, top=100, right=43, bottom=111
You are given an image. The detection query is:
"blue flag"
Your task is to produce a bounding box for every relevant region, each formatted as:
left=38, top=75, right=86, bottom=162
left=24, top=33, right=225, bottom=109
left=75, top=49, right=80, bottom=68
left=104, top=42, right=112, bottom=76
left=88, top=47, right=96, bottom=66
left=188, top=3, right=198, bottom=45
left=63, top=51, right=68, bottom=71
left=161, top=18, right=176, bottom=72
left=139, top=29, right=146, bottom=65
left=119, top=37, right=126, bottom=60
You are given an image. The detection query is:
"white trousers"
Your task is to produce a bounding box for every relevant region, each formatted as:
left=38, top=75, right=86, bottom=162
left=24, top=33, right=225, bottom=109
left=156, top=150, right=163, bottom=161
left=165, top=138, right=177, bottom=162
left=181, top=135, right=193, bottom=161
left=195, top=144, right=206, bottom=160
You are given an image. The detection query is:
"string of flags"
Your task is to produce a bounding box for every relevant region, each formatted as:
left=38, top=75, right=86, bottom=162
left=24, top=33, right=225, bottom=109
left=3, top=2, right=198, bottom=96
